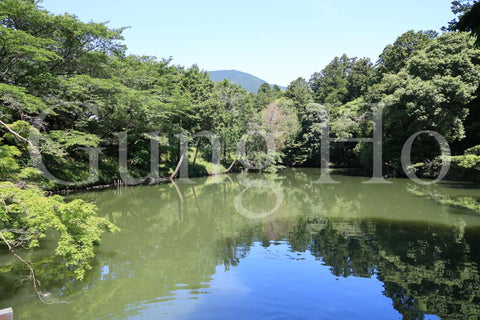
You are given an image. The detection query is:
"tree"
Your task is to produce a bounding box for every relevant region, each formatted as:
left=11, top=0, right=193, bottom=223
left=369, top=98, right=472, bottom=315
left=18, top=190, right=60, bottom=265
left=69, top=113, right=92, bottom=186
left=346, top=58, right=374, bottom=101
left=0, top=122, right=118, bottom=290
left=257, top=82, right=271, bottom=94
left=209, top=79, right=255, bottom=162
left=299, top=103, right=328, bottom=166
left=255, top=82, right=279, bottom=110
left=444, top=0, right=478, bottom=31
left=285, top=77, right=313, bottom=114
left=261, top=98, right=300, bottom=150
left=456, top=1, right=480, bottom=46
left=0, top=0, right=125, bottom=93
left=358, top=32, right=480, bottom=170
left=376, top=30, right=437, bottom=76
left=309, top=55, right=374, bottom=105
left=309, top=54, right=351, bottom=104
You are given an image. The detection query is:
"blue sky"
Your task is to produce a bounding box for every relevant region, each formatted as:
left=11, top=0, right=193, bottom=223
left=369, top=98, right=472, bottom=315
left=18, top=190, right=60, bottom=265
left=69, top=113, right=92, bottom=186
left=41, top=0, right=456, bottom=86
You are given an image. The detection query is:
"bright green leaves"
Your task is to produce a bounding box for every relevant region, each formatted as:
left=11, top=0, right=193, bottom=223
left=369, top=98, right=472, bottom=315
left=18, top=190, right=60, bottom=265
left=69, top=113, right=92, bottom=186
left=407, top=32, right=479, bottom=82
left=388, top=33, right=478, bottom=140
left=309, top=54, right=351, bottom=104
left=0, top=182, right=118, bottom=280
left=41, top=130, right=101, bottom=159
left=0, top=0, right=125, bottom=91
left=0, top=144, right=21, bottom=179
left=53, top=199, right=119, bottom=280
left=0, top=83, right=48, bottom=120
left=356, top=32, right=480, bottom=169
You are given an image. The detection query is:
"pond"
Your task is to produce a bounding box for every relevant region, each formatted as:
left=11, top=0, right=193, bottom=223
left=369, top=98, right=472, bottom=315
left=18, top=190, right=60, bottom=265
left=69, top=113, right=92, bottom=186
left=1, top=168, right=479, bottom=319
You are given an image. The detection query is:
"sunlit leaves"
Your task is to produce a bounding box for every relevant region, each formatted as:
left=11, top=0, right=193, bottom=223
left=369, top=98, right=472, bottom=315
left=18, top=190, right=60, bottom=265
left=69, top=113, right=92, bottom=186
left=0, top=182, right=118, bottom=280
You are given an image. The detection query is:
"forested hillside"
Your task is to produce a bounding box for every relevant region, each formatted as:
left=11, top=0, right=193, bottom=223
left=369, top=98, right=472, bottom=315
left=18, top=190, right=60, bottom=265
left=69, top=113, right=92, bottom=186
left=208, top=70, right=286, bottom=93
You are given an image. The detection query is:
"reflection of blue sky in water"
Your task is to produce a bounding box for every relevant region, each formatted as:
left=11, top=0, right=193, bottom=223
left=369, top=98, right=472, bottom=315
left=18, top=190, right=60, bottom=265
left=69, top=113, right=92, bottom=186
left=129, top=242, right=440, bottom=320
left=100, top=265, right=109, bottom=281
left=1, top=170, right=476, bottom=319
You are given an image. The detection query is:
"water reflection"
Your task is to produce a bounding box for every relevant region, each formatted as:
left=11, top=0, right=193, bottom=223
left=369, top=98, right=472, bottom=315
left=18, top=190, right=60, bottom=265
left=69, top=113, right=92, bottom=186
left=0, top=169, right=479, bottom=319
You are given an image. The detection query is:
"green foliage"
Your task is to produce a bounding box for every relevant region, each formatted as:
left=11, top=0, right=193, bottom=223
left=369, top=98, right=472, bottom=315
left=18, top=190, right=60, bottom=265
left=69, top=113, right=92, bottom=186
left=0, top=182, right=118, bottom=280
left=409, top=184, right=480, bottom=213
left=445, top=1, right=478, bottom=32
left=376, top=30, right=437, bottom=76
left=449, top=154, right=480, bottom=180
left=0, top=0, right=479, bottom=294
left=456, top=1, right=480, bottom=46
left=452, top=154, right=480, bottom=168
left=465, top=144, right=480, bottom=155
left=0, top=144, right=21, bottom=179
left=410, top=153, right=480, bottom=181
left=309, top=54, right=374, bottom=105
left=0, top=0, right=125, bottom=92
left=438, top=196, right=480, bottom=212
left=285, top=77, right=313, bottom=114
left=204, top=79, right=257, bottom=162
left=309, top=54, right=351, bottom=104
left=0, top=84, right=48, bottom=120
left=257, top=82, right=272, bottom=95
left=299, top=103, right=327, bottom=166
left=356, top=32, right=480, bottom=170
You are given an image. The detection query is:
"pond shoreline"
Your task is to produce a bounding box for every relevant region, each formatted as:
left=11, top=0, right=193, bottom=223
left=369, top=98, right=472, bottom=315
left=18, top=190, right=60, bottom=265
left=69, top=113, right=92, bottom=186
left=50, top=165, right=480, bottom=196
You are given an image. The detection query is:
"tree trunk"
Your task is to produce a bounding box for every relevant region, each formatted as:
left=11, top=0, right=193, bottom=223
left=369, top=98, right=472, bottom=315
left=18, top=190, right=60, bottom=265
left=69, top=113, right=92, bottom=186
left=170, top=147, right=187, bottom=181
left=224, top=157, right=237, bottom=173
left=177, top=139, right=181, bottom=163
left=222, top=137, right=227, bottom=162
left=220, top=136, right=225, bottom=163
left=192, top=143, right=199, bottom=167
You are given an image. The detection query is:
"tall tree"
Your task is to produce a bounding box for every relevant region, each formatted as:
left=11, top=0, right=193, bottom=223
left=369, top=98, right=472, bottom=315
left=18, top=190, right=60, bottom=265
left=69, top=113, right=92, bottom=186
left=309, top=54, right=351, bottom=104
left=456, top=1, right=480, bottom=46
left=309, top=55, right=374, bottom=105
left=285, top=77, right=313, bottom=114
left=444, top=0, right=478, bottom=31
left=376, top=30, right=437, bottom=76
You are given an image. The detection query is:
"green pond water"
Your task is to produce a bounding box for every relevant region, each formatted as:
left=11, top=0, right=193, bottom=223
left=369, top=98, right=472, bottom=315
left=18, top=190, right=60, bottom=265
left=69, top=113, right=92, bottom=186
left=1, top=168, right=480, bottom=319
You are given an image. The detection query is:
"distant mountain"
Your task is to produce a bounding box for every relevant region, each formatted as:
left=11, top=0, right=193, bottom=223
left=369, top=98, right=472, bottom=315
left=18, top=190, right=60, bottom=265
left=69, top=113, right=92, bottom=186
left=208, top=70, right=286, bottom=93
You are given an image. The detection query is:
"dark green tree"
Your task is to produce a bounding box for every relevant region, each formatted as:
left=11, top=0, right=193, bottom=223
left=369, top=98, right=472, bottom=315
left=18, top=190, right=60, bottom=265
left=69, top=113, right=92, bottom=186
left=285, top=77, right=313, bottom=114
left=456, top=1, right=480, bottom=46
left=376, top=30, right=437, bottom=76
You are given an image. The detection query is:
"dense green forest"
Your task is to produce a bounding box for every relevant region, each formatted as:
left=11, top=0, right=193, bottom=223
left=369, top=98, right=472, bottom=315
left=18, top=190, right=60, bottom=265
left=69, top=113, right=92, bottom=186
left=1, top=0, right=480, bottom=287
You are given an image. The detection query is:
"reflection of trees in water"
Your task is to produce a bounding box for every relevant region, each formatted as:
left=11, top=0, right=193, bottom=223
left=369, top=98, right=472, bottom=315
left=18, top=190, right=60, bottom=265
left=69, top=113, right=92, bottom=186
left=231, top=170, right=480, bottom=319
left=218, top=217, right=480, bottom=319
left=284, top=217, right=480, bottom=319
left=376, top=223, right=480, bottom=319
left=105, top=171, right=479, bottom=319
left=214, top=171, right=480, bottom=319
left=0, top=176, right=252, bottom=318
left=407, top=183, right=480, bottom=214
left=1, top=170, right=479, bottom=319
